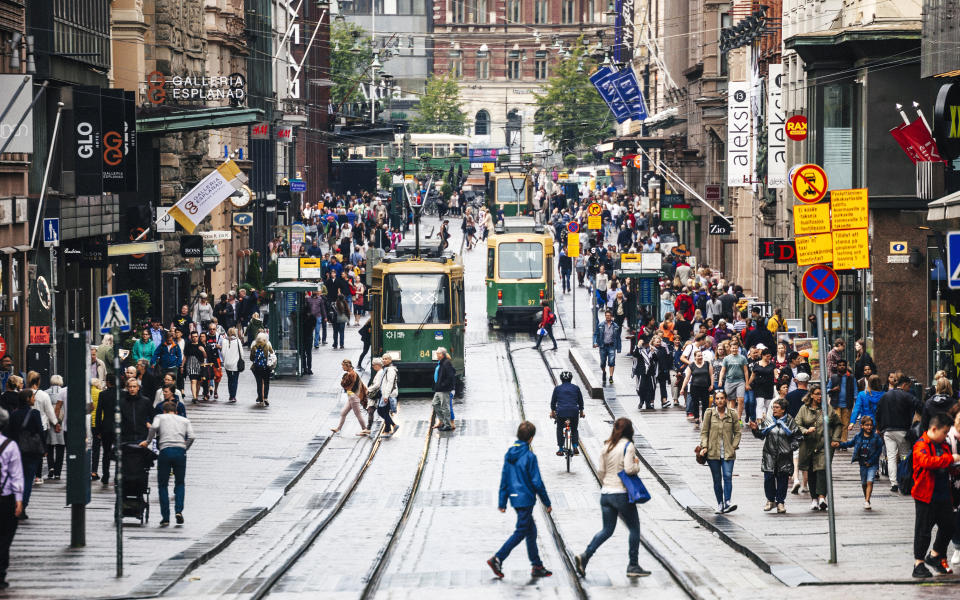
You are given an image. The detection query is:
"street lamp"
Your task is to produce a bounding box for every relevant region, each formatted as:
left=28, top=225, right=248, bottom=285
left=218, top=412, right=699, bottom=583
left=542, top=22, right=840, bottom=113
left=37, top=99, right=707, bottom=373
left=202, top=245, right=221, bottom=269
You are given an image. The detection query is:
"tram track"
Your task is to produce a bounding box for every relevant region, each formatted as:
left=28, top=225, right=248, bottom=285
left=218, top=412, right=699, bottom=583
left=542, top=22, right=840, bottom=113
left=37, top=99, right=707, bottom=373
left=503, top=332, right=698, bottom=600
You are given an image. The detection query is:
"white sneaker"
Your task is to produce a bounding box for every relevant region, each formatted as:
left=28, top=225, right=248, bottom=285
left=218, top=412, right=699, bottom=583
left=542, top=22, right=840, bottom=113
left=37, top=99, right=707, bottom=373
left=952, top=550, right=960, bottom=565
left=810, top=499, right=820, bottom=511
left=715, top=504, right=724, bottom=514
left=864, top=501, right=871, bottom=510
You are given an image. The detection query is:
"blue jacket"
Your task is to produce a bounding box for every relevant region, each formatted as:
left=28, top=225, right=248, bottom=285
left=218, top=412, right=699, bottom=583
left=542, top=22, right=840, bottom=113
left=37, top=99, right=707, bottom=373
left=153, top=343, right=182, bottom=370
left=550, top=382, right=584, bottom=417
left=498, top=441, right=551, bottom=510
left=838, top=431, right=884, bottom=466
left=593, top=321, right=622, bottom=352
left=849, top=390, right=882, bottom=425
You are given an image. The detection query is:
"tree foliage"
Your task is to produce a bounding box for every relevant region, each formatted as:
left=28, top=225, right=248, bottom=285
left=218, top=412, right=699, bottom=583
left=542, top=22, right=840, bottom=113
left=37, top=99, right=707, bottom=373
left=534, top=41, right=614, bottom=155
left=411, top=73, right=468, bottom=135
left=331, top=21, right=373, bottom=107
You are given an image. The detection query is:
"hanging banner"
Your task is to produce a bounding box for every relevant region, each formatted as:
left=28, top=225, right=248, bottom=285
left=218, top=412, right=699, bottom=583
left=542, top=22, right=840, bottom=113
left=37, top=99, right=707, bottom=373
left=167, top=160, right=248, bottom=233
left=590, top=67, right=631, bottom=123
left=73, top=85, right=103, bottom=196
left=767, top=64, right=786, bottom=188
left=613, top=68, right=648, bottom=122
left=889, top=118, right=945, bottom=164
left=727, top=82, right=752, bottom=187
left=590, top=67, right=647, bottom=123
left=101, top=89, right=127, bottom=193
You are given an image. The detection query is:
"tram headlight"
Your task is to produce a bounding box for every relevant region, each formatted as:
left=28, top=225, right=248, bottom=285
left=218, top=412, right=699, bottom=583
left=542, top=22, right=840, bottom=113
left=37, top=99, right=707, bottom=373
left=539, top=289, right=545, bottom=299
left=497, top=289, right=503, bottom=305
left=385, top=350, right=401, bottom=361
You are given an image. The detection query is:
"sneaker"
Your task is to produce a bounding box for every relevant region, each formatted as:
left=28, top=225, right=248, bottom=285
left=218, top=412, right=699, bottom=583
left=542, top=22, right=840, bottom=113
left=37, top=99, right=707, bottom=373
left=626, top=563, right=651, bottom=577
left=47, top=470, right=55, bottom=479
left=574, top=554, right=587, bottom=577
left=228, top=398, right=237, bottom=403
left=557, top=450, right=565, bottom=456
left=263, top=399, right=270, bottom=407
left=810, top=499, right=820, bottom=511
left=531, top=565, right=553, bottom=577
left=925, top=552, right=954, bottom=575
left=891, top=484, right=899, bottom=493
left=776, top=503, right=786, bottom=514
left=913, top=562, right=932, bottom=578
left=864, top=501, right=871, bottom=510
left=573, top=448, right=580, bottom=455
left=951, top=549, right=960, bottom=565
left=175, top=513, right=184, bottom=524
left=91, top=473, right=99, bottom=481
left=715, top=504, right=724, bottom=514
left=819, top=498, right=827, bottom=511
left=791, top=481, right=800, bottom=495
left=722, top=502, right=737, bottom=514
left=34, top=477, right=42, bottom=486
left=763, top=501, right=775, bottom=511
left=159, top=520, right=170, bottom=527
left=487, top=556, right=504, bottom=578
left=608, top=376, right=614, bottom=384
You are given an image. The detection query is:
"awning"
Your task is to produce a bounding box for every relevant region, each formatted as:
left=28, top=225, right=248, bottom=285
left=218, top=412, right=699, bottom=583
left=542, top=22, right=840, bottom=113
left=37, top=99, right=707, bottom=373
left=137, top=107, right=265, bottom=134
left=927, top=189, right=960, bottom=221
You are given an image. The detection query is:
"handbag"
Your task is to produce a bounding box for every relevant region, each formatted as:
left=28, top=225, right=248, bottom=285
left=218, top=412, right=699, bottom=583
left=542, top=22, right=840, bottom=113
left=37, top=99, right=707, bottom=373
left=617, top=442, right=652, bottom=504
left=18, top=411, right=46, bottom=456
left=235, top=340, right=245, bottom=372
left=694, top=444, right=707, bottom=465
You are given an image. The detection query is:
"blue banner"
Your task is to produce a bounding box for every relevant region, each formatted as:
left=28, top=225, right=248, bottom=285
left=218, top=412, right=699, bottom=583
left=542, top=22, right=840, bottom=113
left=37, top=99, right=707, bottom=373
left=590, top=67, right=631, bottom=123
left=614, top=68, right=648, bottom=122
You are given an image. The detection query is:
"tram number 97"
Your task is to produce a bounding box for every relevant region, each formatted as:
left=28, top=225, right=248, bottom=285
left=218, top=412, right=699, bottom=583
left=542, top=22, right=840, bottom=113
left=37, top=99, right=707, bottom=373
left=527, top=299, right=537, bottom=305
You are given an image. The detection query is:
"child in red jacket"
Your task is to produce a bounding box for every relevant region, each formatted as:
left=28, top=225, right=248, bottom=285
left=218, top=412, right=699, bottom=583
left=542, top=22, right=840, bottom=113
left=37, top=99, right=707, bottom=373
left=912, top=412, right=960, bottom=578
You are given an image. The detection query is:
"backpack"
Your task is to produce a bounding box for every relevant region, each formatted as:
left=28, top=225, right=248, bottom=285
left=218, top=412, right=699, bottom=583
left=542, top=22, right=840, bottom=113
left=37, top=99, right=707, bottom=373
left=253, top=347, right=268, bottom=369
left=897, top=449, right=914, bottom=495
left=546, top=310, right=557, bottom=325
left=672, top=347, right=685, bottom=372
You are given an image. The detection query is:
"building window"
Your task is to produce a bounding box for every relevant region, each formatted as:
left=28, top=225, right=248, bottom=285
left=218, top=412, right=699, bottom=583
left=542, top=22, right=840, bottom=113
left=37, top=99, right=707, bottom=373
left=475, top=110, right=491, bottom=135
left=508, top=59, right=522, bottom=79
left=507, top=0, right=522, bottom=23
left=562, top=0, right=575, bottom=23
left=397, top=0, right=426, bottom=14
left=476, top=57, right=490, bottom=79
left=474, top=0, right=488, bottom=23
left=819, top=82, right=856, bottom=189
left=535, top=59, right=548, bottom=80
left=451, top=56, right=463, bottom=77
left=451, top=0, right=466, bottom=22
left=586, top=0, right=595, bottom=22
left=534, top=0, right=548, bottom=24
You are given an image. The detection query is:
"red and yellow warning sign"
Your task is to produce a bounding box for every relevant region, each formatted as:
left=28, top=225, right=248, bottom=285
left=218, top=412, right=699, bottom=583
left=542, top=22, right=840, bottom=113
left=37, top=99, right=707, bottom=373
left=792, top=164, right=828, bottom=204
left=587, top=202, right=602, bottom=216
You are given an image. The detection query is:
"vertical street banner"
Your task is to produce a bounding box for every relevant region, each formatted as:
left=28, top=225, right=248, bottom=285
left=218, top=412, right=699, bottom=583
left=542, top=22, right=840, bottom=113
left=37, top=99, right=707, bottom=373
left=123, top=91, right=139, bottom=192
left=101, top=89, right=127, bottom=193
left=614, top=0, right=635, bottom=64
left=590, top=67, right=631, bottom=123
left=727, top=82, right=752, bottom=187
left=614, top=68, right=648, bottom=122
left=74, top=86, right=102, bottom=196
left=167, top=160, right=248, bottom=233
left=767, top=64, right=786, bottom=188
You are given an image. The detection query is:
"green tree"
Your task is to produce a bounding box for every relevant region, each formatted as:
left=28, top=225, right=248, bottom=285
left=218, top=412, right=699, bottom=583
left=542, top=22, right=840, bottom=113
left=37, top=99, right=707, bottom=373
left=379, top=171, right=392, bottom=190
left=411, top=73, right=468, bottom=135
left=331, top=21, right=373, bottom=107
left=534, top=40, right=614, bottom=155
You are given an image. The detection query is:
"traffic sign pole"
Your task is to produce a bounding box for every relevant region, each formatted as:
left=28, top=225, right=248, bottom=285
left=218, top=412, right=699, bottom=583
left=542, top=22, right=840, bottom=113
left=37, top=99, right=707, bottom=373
left=816, top=303, right=838, bottom=564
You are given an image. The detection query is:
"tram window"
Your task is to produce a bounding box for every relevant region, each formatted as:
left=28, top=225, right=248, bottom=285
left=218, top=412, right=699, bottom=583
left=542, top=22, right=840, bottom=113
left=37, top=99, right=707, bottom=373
left=498, top=242, right=543, bottom=279
left=487, top=248, right=495, bottom=278
left=495, top=177, right=526, bottom=204
left=383, top=273, right=451, bottom=324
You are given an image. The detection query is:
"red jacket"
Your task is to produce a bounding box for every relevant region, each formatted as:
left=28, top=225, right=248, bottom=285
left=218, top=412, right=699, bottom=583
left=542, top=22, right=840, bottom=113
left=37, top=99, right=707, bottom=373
left=539, top=306, right=556, bottom=328
left=911, top=432, right=954, bottom=503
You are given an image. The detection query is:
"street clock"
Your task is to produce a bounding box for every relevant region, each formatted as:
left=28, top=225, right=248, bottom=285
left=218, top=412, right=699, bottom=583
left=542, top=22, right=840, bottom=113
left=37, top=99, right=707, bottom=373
left=230, top=185, right=252, bottom=207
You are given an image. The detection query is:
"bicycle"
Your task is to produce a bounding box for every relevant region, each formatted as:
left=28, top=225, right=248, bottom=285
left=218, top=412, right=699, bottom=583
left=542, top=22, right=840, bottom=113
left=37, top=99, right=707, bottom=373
left=560, top=418, right=574, bottom=472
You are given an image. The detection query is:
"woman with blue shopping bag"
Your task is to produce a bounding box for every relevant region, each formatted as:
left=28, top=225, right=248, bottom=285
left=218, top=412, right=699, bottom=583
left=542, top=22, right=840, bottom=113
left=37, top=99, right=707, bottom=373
left=574, top=417, right=652, bottom=579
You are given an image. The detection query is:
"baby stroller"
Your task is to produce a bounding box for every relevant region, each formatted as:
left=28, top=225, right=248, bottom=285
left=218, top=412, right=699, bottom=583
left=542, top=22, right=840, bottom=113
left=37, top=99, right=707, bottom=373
left=120, top=443, right=157, bottom=525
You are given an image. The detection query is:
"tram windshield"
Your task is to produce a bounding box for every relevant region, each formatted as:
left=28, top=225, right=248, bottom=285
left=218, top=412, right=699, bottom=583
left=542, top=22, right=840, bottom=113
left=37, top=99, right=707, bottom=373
left=498, top=242, right=543, bottom=279
left=383, top=273, right=451, bottom=324
left=496, top=177, right=526, bottom=204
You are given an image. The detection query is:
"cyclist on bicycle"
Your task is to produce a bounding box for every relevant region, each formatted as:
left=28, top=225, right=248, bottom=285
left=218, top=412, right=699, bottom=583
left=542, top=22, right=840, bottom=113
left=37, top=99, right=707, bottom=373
left=550, top=371, right=585, bottom=456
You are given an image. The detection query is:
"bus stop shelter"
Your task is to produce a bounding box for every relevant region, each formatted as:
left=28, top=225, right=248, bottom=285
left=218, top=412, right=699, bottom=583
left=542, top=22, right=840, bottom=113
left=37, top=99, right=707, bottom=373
left=266, top=281, right=322, bottom=377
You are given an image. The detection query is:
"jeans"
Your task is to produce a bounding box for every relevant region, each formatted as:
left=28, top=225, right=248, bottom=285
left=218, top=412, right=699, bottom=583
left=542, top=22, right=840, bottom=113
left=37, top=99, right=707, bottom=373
left=859, top=464, right=878, bottom=486
left=657, top=378, right=669, bottom=406
left=377, top=404, right=396, bottom=431
left=495, top=506, right=542, bottom=566
left=555, top=415, right=579, bottom=450
left=599, top=346, right=616, bottom=368
left=20, top=454, right=41, bottom=507
left=358, top=341, right=371, bottom=368
left=561, top=270, right=571, bottom=292
left=763, top=471, right=789, bottom=504
left=157, top=447, right=186, bottom=522
left=226, top=369, right=240, bottom=399
left=252, top=366, right=270, bottom=402
left=313, top=319, right=327, bottom=346
left=755, top=396, right=773, bottom=420
left=0, top=494, right=17, bottom=582
left=99, top=435, right=115, bottom=483
left=432, top=391, right=452, bottom=428
left=583, top=493, right=640, bottom=564
left=535, top=325, right=557, bottom=350
left=333, top=321, right=346, bottom=348
left=744, top=389, right=757, bottom=422
left=883, top=430, right=909, bottom=485
left=706, top=458, right=734, bottom=505
left=914, top=498, right=955, bottom=560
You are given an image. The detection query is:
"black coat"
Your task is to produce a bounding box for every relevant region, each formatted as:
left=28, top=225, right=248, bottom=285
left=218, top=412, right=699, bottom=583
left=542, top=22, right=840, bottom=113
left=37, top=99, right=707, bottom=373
left=95, top=388, right=118, bottom=438
left=433, top=357, right=456, bottom=393
left=119, top=392, right=154, bottom=443
left=655, top=346, right=673, bottom=380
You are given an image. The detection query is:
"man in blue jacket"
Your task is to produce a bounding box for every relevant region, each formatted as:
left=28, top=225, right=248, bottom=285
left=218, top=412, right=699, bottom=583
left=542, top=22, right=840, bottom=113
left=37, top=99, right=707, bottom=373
left=488, top=421, right=553, bottom=579
left=550, top=371, right=584, bottom=455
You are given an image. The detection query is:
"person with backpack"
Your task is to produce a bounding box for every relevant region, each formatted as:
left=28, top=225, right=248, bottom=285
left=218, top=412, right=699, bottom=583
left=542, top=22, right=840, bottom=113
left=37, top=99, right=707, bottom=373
left=368, top=357, right=399, bottom=436
left=910, top=412, right=960, bottom=578
left=0, top=407, right=24, bottom=590
left=6, top=390, right=41, bottom=520
left=534, top=301, right=558, bottom=352
left=574, top=417, right=650, bottom=578
left=921, top=377, right=957, bottom=431
left=248, top=332, right=276, bottom=407
left=876, top=374, right=922, bottom=493
left=837, top=415, right=885, bottom=509
left=332, top=359, right=369, bottom=436
left=487, top=421, right=553, bottom=580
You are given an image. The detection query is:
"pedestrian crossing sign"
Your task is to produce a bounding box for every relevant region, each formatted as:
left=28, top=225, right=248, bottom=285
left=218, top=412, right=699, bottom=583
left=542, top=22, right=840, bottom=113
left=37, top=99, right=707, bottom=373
left=98, top=293, right=131, bottom=334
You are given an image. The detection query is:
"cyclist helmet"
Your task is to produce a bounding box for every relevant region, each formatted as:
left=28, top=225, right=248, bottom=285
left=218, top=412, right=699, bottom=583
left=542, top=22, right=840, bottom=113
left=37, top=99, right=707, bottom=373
left=559, top=371, right=574, bottom=383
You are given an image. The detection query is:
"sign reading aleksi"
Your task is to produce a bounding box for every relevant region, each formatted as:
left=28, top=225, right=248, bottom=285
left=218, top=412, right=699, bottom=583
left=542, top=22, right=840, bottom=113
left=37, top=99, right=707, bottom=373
left=70, top=86, right=138, bottom=195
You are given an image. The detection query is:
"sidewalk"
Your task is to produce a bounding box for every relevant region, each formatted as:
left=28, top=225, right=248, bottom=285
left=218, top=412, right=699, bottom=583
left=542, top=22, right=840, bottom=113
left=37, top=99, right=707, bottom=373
left=4, top=341, right=355, bottom=599
left=556, top=281, right=960, bottom=587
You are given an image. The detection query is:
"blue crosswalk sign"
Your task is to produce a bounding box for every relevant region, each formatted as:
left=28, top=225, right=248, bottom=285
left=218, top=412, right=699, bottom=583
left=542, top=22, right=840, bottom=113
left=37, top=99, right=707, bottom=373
left=99, top=293, right=131, bottom=334
left=43, top=218, right=59, bottom=247
left=948, top=232, right=960, bottom=290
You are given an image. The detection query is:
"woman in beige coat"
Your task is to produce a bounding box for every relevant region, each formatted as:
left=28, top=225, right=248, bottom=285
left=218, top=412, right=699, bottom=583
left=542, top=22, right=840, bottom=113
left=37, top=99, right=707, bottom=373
left=699, top=390, right=742, bottom=514
left=574, top=418, right=650, bottom=579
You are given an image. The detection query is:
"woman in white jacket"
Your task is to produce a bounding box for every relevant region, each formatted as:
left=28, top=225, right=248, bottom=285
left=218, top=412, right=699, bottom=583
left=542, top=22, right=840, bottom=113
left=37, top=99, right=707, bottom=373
left=574, top=418, right=650, bottom=579
left=221, top=327, right=244, bottom=404
left=367, top=356, right=399, bottom=436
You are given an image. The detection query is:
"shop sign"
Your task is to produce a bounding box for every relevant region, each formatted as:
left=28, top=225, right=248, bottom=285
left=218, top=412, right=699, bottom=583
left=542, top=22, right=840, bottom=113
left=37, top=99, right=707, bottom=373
left=758, top=237, right=779, bottom=260
left=934, top=83, right=960, bottom=161
left=767, top=64, right=786, bottom=188
left=180, top=235, right=203, bottom=258
left=708, top=216, right=731, bottom=235
left=772, top=240, right=797, bottom=264
left=29, top=326, right=51, bottom=344
left=146, top=72, right=246, bottom=106
left=727, top=82, right=752, bottom=187
left=786, top=115, right=808, bottom=141
left=704, top=184, right=722, bottom=202
left=0, top=74, right=33, bottom=153
left=661, top=207, right=694, bottom=221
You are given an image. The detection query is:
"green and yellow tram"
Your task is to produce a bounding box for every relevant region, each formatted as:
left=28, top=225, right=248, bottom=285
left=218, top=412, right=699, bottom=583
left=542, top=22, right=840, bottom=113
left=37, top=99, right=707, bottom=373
left=490, top=171, right=532, bottom=217
left=485, top=217, right=555, bottom=329
left=370, top=242, right=465, bottom=392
